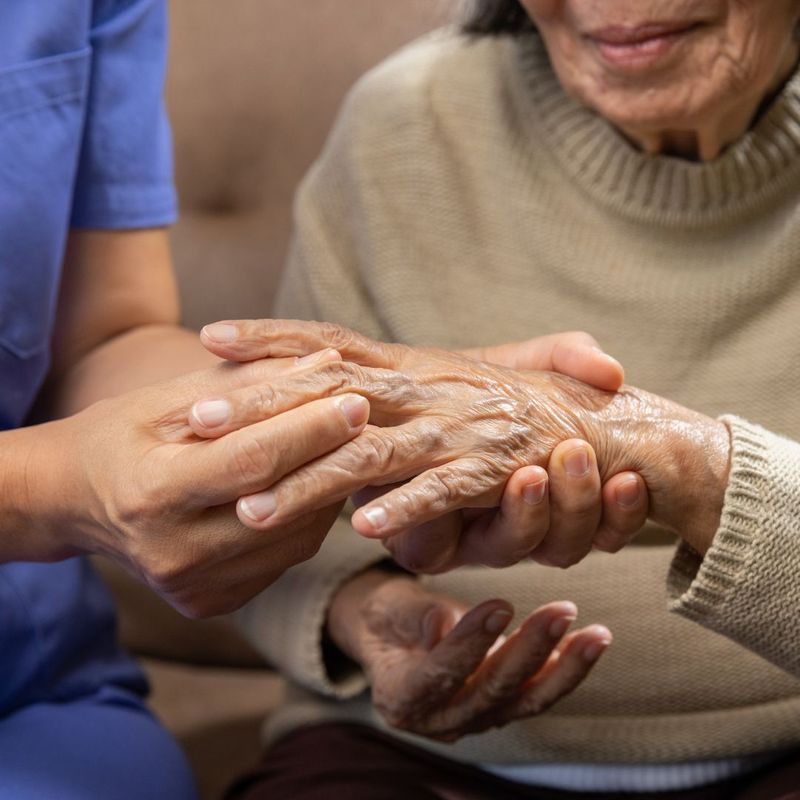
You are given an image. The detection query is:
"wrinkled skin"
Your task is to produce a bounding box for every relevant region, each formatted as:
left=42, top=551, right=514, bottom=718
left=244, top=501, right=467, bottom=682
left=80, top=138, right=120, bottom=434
left=50, top=350, right=366, bottom=617
left=522, top=0, right=800, bottom=160
left=326, top=570, right=611, bottom=742
left=200, top=319, right=730, bottom=564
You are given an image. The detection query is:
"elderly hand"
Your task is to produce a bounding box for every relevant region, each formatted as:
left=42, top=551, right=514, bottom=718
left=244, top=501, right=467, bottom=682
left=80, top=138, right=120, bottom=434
left=198, top=322, right=648, bottom=570
left=355, top=330, right=646, bottom=571
left=199, top=319, right=729, bottom=563
left=327, top=569, right=611, bottom=742
left=41, top=349, right=371, bottom=617
left=352, top=437, right=647, bottom=571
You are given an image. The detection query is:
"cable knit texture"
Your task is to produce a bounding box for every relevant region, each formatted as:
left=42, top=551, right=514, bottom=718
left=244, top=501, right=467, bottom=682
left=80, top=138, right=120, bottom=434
left=238, top=28, right=800, bottom=766
left=669, top=417, right=800, bottom=674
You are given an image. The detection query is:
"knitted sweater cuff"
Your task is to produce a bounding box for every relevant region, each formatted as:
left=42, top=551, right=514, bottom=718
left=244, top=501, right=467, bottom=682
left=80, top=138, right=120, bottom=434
left=667, top=416, right=800, bottom=675
left=235, top=516, right=388, bottom=698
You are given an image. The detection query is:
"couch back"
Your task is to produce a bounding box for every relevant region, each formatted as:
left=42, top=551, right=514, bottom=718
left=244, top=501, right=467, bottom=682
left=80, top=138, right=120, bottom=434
left=167, top=0, right=455, bottom=330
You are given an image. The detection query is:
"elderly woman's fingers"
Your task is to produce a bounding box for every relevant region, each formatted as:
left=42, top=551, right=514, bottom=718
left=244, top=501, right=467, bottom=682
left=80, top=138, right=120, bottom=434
left=188, top=358, right=410, bottom=439
left=506, top=625, right=612, bottom=722
left=464, top=331, right=624, bottom=392
left=456, top=466, right=550, bottom=568
left=431, top=602, right=577, bottom=735
left=399, top=600, right=514, bottom=718
left=529, top=440, right=601, bottom=568
left=592, top=472, right=649, bottom=553
left=352, top=457, right=504, bottom=539
left=200, top=318, right=410, bottom=369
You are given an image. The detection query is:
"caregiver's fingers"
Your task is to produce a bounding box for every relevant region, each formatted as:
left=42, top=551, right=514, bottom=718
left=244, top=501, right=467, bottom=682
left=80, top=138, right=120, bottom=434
left=592, top=472, right=649, bottom=553
left=200, top=318, right=411, bottom=369
left=529, top=440, right=601, bottom=569
left=465, top=331, right=624, bottom=392
left=172, top=394, right=370, bottom=510
left=188, top=358, right=408, bottom=439
left=236, top=422, right=450, bottom=530
left=457, top=466, right=550, bottom=568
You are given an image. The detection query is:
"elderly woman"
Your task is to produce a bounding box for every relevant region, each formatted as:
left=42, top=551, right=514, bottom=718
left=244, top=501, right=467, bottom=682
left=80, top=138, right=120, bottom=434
left=205, top=0, right=800, bottom=797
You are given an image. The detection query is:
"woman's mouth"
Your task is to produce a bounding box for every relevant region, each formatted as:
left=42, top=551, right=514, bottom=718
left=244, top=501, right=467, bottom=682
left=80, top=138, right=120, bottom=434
left=586, top=22, right=701, bottom=70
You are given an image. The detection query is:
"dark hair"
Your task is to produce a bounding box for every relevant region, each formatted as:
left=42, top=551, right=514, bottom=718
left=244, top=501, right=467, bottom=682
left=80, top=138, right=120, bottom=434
left=462, top=0, right=535, bottom=36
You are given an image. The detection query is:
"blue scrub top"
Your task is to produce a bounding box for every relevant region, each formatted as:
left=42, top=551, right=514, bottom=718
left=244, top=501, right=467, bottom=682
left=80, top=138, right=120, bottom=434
left=0, top=0, right=177, bottom=429
left=0, top=0, right=177, bottom=715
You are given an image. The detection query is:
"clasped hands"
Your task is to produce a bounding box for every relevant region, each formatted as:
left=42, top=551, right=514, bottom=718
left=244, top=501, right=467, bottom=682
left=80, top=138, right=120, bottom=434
left=190, top=317, right=729, bottom=742
left=49, top=316, right=729, bottom=741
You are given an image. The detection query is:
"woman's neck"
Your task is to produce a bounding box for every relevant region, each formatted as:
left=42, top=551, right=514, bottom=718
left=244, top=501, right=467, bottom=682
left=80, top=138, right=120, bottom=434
left=617, top=43, right=800, bottom=162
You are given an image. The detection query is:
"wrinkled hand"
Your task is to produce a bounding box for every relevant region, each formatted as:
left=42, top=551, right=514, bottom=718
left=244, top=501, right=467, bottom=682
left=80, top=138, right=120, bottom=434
left=199, top=319, right=730, bottom=561
left=354, top=437, right=647, bottom=571
left=48, top=349, right=371, bottom=617
left=327, top=570, right=611, bottom=742
left=359, top=331, right=647, bottom=570
left=199, top=322, right=648, bottom=569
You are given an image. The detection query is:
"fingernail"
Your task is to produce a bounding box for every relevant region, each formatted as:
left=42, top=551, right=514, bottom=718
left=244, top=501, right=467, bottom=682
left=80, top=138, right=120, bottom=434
left=337, top=395, right=369, bottom=428
left=522, top=480, right=547, bottom=506
left=485, top=609, right=513, bottom=634
left=615, top=477, right=641, bottom=508
left=298, top=349, right=337, bottom=366
left=548, top=615, right=575, bottom=640
left=583, top=629, right=612, bottom=662
left=191, top=399, right=231, bottom=428
left=361, top=505, right=388, bottom=531
left=202, top=323, right=239, bottom=343
left=239, top=492, right=277, bottom=522
left=564, top=447, right=590, bottom=477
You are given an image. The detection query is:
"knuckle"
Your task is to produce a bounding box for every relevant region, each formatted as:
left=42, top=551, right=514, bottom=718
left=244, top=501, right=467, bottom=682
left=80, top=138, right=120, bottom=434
left=319, top=321, right=357, bottom=350
left=350, top=429, right=397, bottom=472
left=230, top=435, right=278, bottom=483
left=246, top=383, right=277, bottom=418
left=479, top=671, right=517, bottom=704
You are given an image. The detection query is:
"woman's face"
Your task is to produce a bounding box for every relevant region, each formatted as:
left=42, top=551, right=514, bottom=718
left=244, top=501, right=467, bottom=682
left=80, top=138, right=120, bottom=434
left=520, top=0, right=800, bottom=152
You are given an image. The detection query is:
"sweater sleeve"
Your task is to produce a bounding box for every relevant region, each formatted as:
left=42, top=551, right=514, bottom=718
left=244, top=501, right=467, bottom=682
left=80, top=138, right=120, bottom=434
left=668, top=415, right=800, bottom=676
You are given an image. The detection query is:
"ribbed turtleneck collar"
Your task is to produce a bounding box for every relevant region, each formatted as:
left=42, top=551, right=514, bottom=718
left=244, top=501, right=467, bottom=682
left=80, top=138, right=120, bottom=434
left=510, top=33, right=800, bottom=226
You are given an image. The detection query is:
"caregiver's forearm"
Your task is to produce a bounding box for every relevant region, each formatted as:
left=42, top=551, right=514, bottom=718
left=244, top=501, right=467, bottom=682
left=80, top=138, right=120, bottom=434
left=48, top=323, right=219, bottom=417
left=0, top=420, right=79, bottom=562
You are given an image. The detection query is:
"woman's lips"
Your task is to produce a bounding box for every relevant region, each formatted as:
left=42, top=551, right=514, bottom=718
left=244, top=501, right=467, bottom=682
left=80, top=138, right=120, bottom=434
left=586, top=22, right=700, bottom=70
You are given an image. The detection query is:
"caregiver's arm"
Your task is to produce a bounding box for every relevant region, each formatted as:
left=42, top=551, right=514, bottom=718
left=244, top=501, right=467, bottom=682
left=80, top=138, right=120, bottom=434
left=44, top=228, right=219, bottom=415
left=0, top=229, right=376, bottom=616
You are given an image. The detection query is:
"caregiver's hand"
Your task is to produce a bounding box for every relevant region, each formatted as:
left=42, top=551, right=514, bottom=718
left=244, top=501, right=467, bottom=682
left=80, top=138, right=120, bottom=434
left=30, top=350, right=371, bottom=617
left=353, top=439, right=648, bottom=572
left=327, top=569, right=611, bottom=742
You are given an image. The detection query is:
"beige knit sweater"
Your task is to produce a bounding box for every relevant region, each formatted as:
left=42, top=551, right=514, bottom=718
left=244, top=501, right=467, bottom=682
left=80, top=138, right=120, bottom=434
left=237, top=29, right=800, bottom=766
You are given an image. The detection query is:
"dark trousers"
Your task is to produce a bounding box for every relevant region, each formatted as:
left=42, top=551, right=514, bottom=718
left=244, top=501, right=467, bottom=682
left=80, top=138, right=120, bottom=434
left=226, top=722, right=800, bottom=800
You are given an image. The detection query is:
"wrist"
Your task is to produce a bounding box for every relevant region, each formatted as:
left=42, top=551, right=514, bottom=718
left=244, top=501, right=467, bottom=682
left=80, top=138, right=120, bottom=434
left=0, top=418, right=84, bottom=561
left=327, top=568, right=409, bottom=663
left=597, top=387, right=731, bottom=552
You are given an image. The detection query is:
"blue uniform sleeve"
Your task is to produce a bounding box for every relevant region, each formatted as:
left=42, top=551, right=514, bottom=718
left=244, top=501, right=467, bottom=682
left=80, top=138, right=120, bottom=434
left=70, top=0, right=176, bottom=229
